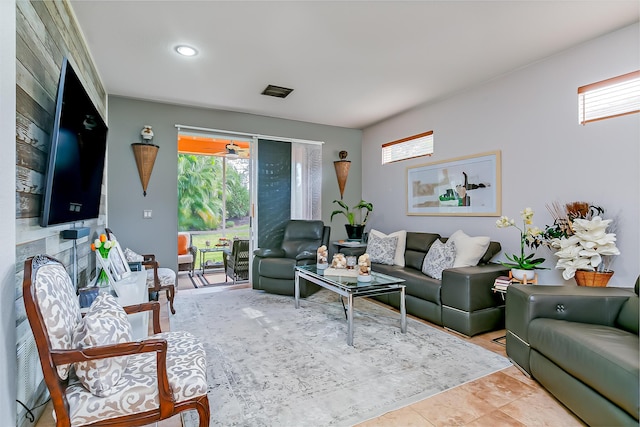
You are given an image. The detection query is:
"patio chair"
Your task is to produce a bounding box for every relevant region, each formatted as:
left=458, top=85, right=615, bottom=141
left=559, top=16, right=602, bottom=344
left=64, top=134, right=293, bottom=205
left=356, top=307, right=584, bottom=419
left=225, top=239, right=250, bottom=284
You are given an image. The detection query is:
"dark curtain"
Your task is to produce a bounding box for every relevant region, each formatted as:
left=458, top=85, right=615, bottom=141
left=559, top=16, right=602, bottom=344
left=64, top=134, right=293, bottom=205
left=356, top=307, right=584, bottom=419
left=257, top=139, right=291, bottom=248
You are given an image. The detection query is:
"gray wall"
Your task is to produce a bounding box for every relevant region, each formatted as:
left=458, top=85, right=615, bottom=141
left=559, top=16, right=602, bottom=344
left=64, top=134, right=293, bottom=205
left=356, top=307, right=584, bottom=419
left=362, top=23, right=639, bottom=288
left=1, top=1, right=16, bottom=424
left=107, top=96, right=363, bottom=268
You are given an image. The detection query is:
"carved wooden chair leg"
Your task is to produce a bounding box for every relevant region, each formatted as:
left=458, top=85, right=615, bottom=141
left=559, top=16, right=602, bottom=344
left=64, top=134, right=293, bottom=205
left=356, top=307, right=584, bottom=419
left=166, top=286, right=176, bottom=315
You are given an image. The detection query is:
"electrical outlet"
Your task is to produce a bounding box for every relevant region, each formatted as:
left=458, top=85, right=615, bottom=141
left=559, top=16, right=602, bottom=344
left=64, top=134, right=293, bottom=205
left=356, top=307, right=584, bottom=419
left=143, top=210, right=152, bottom=219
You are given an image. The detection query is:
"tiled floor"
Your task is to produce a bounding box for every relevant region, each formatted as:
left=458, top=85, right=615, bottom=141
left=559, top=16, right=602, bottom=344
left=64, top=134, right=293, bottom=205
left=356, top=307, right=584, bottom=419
left=36, top=273, right=584, bottom=427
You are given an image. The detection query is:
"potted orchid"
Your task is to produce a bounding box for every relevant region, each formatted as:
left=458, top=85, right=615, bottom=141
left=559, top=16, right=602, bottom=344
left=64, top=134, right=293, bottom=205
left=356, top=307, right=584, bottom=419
left=496, top=207, right=546, bottom=281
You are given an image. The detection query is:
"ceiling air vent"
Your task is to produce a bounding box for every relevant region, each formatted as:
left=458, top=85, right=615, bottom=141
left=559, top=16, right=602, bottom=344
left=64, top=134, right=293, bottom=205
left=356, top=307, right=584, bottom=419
left=261, top=84, right=294, bottom=98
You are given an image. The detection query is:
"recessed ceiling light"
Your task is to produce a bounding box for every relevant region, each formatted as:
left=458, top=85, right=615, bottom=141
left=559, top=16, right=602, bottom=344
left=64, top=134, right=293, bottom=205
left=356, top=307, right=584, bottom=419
left=175, top=45, right=198, bottom=57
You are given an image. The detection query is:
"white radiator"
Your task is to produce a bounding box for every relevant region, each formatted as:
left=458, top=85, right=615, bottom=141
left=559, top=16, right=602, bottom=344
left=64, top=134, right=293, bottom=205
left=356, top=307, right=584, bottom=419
left=16, top=333, right=46, bottom=427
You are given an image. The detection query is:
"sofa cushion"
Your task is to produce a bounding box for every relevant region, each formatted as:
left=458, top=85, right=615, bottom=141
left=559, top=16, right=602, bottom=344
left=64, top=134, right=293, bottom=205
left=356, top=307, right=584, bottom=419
left=178, top=253, right=194, bottom=264
left=529, top=318, right=639, bottom=419
left=257, top=257, right=297, bottom=279
left=421, top=239, right=456, bottom=280
left=366, top=233, right=398, bottom=265
left=374, top=263, right=441, bottom=304
left=404, top=232, right=441, bottom=271
left=370, top=229, right=407, bottom=267
left=479, top=241, right=502, bottom=264
left=177, top=233, right=189, bottom=255
left=449, top=230, right=491, bottom=268
left=72, top=293, right=133, bottom=397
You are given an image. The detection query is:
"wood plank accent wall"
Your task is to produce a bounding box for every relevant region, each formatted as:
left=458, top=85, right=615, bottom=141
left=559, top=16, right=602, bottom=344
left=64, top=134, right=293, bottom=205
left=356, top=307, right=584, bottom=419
left=15, top=1, right=107, bottom=425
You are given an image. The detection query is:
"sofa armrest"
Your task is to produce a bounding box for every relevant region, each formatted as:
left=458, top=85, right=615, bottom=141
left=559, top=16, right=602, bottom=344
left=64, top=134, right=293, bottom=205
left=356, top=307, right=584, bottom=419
left=441, top=263, right=509, bottom=312
left=295, top=251, right=316, bottom=261
left=253, top=248, right=286, bottom=258
left=506, top=285, right=635, bottom=344
left=505, top=284, right=635, bottom=374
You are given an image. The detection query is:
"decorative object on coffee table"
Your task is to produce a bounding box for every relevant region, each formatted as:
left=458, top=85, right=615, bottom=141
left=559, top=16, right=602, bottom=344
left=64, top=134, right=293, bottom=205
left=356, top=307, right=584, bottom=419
left=317, top=245, right=329, bottom=269
left=357, top=253, right=371, bottom=282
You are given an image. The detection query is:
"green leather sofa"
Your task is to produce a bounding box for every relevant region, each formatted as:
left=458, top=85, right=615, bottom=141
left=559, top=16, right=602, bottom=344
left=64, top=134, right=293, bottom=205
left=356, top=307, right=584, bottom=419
left=371, top=232, right=509, bottom=336
left=506, top=280, right=639, bottom=426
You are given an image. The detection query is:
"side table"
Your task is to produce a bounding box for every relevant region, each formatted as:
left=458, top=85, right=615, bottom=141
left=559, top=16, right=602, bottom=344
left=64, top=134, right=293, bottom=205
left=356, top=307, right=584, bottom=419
left=199, top=246, right=227, bottom=274
left=332, top=240, right=367, bottom=257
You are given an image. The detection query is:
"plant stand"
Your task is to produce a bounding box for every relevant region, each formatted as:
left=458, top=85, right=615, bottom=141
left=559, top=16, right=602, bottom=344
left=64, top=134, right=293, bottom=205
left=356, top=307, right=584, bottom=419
left=509, top=270, right=538, bottom=284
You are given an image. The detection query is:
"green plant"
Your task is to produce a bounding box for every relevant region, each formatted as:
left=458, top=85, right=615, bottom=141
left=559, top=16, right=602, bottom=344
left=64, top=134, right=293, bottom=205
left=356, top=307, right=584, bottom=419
left=330, top=200, right=373, bottom=226
left=495, top=207, right=545, bottom=270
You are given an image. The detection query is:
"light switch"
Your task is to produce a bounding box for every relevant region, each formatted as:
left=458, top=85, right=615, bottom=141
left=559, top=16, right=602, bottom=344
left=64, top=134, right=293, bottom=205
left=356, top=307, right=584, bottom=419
left=143, top=210, right=152, bottom=219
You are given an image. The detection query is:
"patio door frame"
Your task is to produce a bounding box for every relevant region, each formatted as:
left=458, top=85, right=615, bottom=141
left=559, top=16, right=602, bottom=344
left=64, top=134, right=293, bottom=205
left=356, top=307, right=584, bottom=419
left=176, top=124, right=323, bottom=284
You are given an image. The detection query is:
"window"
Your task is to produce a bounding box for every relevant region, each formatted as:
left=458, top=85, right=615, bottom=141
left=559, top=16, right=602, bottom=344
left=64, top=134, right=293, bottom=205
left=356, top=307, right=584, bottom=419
left=382, top=131, right=433, bottom=164
left=578, top=70, right=640, bottom=125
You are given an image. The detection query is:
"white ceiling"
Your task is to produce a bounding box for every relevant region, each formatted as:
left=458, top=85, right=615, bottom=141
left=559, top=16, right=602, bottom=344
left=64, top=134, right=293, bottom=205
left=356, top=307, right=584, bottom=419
left=70, top=1, right=639, bottom=129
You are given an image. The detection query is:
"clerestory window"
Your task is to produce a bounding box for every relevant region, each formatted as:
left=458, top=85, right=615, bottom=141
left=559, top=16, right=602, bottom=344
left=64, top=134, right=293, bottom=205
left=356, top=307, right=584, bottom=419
left=382, top=131, right=434, bottom=164
left=578, top=70, right=640, bottom=125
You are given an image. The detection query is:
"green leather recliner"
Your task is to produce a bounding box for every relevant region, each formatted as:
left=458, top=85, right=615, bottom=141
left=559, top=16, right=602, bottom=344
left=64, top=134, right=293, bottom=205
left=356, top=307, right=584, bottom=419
left=506, top=278, right=639, bottom=426
left=252, top=220, right=330, bottom=297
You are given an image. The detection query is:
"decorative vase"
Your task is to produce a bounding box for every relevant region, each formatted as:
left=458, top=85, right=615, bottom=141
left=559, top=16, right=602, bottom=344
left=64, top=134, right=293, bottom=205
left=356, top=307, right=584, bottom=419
left=574, top=270, right=613, bottom=287
left=511, top=268, right=536, bottom=282
left=344, top=224, right=365, bottom=240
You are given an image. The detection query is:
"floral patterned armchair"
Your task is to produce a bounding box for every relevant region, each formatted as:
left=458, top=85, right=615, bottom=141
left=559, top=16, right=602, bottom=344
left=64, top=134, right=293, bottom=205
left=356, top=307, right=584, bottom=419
left=22, top=255, right=210, bottom=426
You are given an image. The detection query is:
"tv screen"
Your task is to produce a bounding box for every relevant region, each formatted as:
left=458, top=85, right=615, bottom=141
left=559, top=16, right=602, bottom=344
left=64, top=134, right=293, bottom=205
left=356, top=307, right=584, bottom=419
left=40, top=57, right=108, bottom=227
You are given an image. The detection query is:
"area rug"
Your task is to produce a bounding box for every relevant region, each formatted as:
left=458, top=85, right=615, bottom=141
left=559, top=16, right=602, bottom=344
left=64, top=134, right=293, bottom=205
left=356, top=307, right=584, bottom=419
left=172, top=288, right=511, bottom=427
left=188, top=272, right=246, bottom=288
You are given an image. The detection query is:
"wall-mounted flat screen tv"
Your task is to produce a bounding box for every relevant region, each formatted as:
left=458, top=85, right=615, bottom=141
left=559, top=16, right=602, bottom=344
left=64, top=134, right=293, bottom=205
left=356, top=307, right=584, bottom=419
left=40, top=57, right=108, bottom=227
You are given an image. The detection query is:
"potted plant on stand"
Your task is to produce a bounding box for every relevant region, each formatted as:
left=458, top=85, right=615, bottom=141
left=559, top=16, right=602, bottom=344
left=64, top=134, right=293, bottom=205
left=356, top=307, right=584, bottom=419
left=330, top=199, right=373, bottom=241
left=496, top=207, right=546, bottom=281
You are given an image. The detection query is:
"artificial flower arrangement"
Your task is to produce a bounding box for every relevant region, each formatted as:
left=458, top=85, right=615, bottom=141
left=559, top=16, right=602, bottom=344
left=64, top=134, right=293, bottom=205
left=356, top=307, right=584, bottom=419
left=542, top=202, right=620, bottom=280
left=495, top=207, right=545, bottom=270
left=91, top=233, right=116, bottom=285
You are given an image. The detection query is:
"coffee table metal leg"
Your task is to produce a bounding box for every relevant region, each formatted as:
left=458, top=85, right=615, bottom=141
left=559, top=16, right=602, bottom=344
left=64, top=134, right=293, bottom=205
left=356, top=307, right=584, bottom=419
left=347, top=293, right=354, bottom=346
left=294, top=272, right=300, bottom=309
left=400, top=286, right=407, bottom=333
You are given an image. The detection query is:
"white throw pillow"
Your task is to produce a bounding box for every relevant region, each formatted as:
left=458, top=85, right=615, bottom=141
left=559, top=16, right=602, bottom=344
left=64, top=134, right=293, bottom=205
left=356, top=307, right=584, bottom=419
left=421, top=239, right=456, bottom=280
left=366, top=233, right=399, bottom=265
left=448, top=229, right=491, bottom=268
left=369, top=229, right=407, bottom=267
left=72, top=293, right=133, bottom=397
left=124, top=247, right=144, bottom=262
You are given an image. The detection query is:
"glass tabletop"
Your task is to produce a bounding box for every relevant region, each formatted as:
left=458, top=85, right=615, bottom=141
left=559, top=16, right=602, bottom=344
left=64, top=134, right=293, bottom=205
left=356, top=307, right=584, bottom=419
left=295, top=264, right=404, bottom=290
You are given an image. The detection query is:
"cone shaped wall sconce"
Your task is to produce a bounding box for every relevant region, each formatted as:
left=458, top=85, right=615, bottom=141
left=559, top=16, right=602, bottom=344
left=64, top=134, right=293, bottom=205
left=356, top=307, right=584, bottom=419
left=334, top=150, right=351, bottom=200
left=132, top=142, right=159, bottom=196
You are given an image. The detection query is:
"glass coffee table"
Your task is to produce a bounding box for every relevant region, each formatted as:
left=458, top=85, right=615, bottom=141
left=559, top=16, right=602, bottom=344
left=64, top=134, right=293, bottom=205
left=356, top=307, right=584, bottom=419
left=294, top=265, right=406, bottom=346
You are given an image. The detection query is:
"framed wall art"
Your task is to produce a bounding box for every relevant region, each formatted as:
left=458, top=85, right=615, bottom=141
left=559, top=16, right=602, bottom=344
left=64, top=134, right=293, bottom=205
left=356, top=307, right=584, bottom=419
left=406, top=150, right=501, bottom=216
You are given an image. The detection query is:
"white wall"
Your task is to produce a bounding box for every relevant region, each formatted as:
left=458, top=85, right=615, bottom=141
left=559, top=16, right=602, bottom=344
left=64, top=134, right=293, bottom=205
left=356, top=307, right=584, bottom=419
left=362, top=23, right=639, bottom=288
left=1, top=0, right=17, bottom=423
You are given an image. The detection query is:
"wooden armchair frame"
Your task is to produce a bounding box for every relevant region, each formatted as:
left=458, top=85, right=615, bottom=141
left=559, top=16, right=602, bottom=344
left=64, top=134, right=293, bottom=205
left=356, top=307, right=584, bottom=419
left=23, top=255, right=209, bottom=427
left=142, top=254, right=176, bottom=315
